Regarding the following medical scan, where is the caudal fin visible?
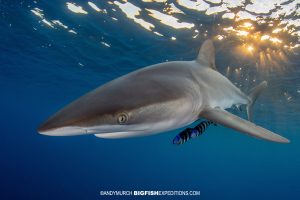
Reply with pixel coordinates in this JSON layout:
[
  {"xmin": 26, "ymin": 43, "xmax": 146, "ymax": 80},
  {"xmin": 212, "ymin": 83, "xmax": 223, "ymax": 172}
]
[{"xmin": 247, "ymin": 81, "xmax": 268, "ymax": 121}]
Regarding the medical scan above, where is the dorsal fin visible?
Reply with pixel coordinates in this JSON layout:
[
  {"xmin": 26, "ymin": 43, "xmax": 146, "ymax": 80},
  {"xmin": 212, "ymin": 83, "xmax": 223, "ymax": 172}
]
[{"xmin": 196, "ymin": 40, "xmax": 217, "ymax": 70}]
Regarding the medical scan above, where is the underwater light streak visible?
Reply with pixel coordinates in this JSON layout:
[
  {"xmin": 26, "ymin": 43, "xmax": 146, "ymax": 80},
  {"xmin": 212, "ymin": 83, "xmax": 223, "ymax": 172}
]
[
  {"xmin": 205, "ymin": 4, "xmax": 228, "ymax": 15},
  {"xmin": 154, "ymin": 31, "xmax": 164, "ymax": 36},
  {"xmin": 146, "ymin": 9, "xmax": 194, "ymax": 29},
  {"xmin": 101, "ymin": 41, "xmax": 111, "ymax": 47},
  {"xmin": 41, "ymin": 19, "xmax": 54, "ymax": 28},
  {"xmin": 68, "ymin": 30, "xmax": 77, "ymax": 34},
  {"xmin": 177, "ymin": 0, "xmax": 210, "ymax": 12},
  {"xmin": 242, "ymin": 22, "xmax": 253, "ymax": 28},
  {"xmin": 52, "ymin": 20, "xmax": 68, "ymax": 29},
  {"xmin": 66, "ymin": 2, "xmax": 88, "ymax": 14},
  {"xmin": 142, "ymin": 0, "xmax": 167, "ymax": 2},
  {"xmin": 31, "ymin": 8, "xmax": 44, "ymax": 18},
  {"xmin": 217, "ymin": 35, "xmax": 224, "ymax": 40},
  {"xmin": 164, "ymin": 3, "xmax": 184, "ymax": 14},
  {"xmin": 269, "ymin": 37, "xmax": 282, "ymax": 44},
  {"xmin": 261, "ymin": 35, "xmax": 270, "ymax": 41},
  {"xmin": 236, "ymin": 30, "xmax": 249, "ymax": 36},
  {"xmin": 222, "ymin": 12, "xmax": 235, "ymax": 19},
  {"xmin": 272, "ymin": 28, "xmax": 282, "ymax": 34},
  {"xmin": 114, "ymin": 1, "xmax": 154, "ymax": 31},
  {"xmin": 88, "ymin": 2, "xmax": 102, "ymax": 12}
]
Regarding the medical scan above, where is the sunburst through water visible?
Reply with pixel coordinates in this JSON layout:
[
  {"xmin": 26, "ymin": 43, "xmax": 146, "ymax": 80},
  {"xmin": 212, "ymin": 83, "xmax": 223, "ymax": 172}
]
[{"xmin": 216, "ymin": 17, "xmax": 299, "ymax": 72}]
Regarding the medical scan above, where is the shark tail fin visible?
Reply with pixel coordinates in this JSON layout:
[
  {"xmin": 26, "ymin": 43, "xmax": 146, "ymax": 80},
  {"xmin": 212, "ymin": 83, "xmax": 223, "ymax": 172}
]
[{"xmin": 246, "ymin": 81, "xmax": 268, "ymax": 121}]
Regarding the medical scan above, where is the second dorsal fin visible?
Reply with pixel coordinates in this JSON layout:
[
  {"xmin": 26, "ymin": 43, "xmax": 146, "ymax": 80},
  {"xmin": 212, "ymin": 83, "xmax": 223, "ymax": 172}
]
[{"xmin": 196, "ymin": 40, "xmax": 217, "ymax": 70}]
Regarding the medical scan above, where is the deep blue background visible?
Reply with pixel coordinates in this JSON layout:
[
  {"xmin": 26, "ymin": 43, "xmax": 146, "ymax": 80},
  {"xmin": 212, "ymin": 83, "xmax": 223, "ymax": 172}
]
[{"xmin": 1, "ymin": 0, "xmax": 300, "ymax": 199}]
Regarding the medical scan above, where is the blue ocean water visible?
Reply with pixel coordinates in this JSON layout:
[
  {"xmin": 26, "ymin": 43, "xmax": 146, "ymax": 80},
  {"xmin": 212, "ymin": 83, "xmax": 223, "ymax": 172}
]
[{"xmin": 1, "ymin": 0, "xmax": 300, "ymax": 199}]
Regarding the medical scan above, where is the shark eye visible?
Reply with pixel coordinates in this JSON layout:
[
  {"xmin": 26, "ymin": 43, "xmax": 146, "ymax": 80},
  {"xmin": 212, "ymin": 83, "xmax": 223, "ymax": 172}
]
[{"xmin": 117, "ymin": 113, "xmax": 128, "ymax": 125}]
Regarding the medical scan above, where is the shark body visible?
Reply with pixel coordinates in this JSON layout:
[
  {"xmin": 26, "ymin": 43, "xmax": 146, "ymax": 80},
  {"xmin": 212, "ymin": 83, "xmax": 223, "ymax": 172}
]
[{"xmin": 38, "ymin": 40, "xmax": 290, "ymax": 143}]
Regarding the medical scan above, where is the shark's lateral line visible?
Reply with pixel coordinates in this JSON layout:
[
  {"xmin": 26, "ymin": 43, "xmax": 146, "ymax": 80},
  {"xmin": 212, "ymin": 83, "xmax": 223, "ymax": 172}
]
[{"xmin": 38, "ymin": 40, "xmax": 290, "ymax": 143}]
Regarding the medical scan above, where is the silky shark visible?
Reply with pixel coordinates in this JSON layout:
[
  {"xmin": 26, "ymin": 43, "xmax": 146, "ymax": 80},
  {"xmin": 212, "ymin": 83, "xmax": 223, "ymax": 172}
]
[{"xmin": 38, "ymin": 40, "xmax": 290, "ymax": 143}]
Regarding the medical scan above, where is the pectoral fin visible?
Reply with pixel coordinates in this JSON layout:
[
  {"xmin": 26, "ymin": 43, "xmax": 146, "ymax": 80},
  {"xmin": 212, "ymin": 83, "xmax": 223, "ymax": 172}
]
[{"xmin": 201, "ymin": 107, "xmax": 290, "ymax": 143}]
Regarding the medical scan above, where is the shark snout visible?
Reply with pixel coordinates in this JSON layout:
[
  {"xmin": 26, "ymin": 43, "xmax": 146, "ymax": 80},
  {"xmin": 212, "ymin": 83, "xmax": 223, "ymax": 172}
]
[
  {"xmin": 38, "ymin": 124, "xmax": 87, "ymax": 136},
  {"xmin": 37, "ymin": 113, "xmax": 88, "ymax": 136}
]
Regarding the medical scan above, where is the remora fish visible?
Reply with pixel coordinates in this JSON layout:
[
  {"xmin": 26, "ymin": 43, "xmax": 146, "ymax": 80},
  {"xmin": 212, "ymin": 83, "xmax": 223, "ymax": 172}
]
[{"xmin": 38, "ymin": 40, "xmax": 290, "ymax": 143}]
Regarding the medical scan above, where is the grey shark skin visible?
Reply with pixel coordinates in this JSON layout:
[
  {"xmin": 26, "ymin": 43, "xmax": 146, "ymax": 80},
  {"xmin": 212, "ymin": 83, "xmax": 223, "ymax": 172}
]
[{"xmin": 38, "ymin": 40, "xmax": 290, "ymax": 143}]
